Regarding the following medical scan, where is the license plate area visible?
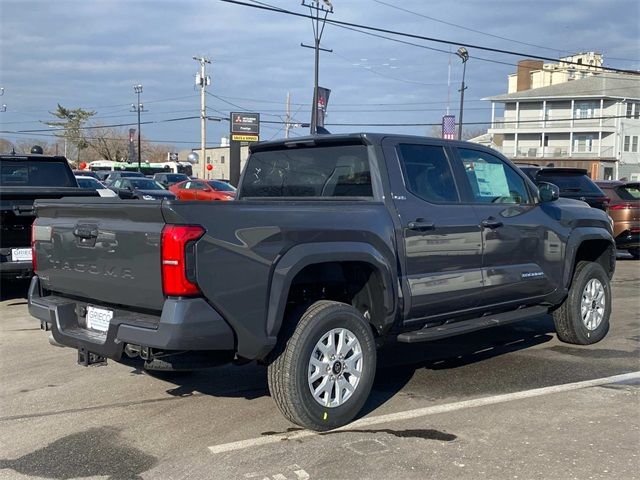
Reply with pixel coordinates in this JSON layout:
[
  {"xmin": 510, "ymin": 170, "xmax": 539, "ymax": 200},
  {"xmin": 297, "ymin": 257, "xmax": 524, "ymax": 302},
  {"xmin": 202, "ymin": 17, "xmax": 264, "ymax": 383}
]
[
  {"xmin": 86, "ymin": 306, "xmax": 113, "ymax": 333},
  {"xmin": 11, "ymin": 248, "xmax": 32, "ymax": 262}
]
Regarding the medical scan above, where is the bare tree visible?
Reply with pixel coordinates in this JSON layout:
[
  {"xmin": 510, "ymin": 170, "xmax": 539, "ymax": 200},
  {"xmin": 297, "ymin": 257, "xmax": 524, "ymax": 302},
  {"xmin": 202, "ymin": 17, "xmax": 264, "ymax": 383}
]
[{"xmin": 86, "ymin": 127, "xmax": 130, "ymax": 162}]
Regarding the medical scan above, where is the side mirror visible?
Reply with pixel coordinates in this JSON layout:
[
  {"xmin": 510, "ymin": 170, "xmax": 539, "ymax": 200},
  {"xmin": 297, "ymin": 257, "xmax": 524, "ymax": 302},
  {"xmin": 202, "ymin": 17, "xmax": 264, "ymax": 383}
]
[{"xmin": 538, "ymin": 182, "xmax": 559, "ymax": 203}]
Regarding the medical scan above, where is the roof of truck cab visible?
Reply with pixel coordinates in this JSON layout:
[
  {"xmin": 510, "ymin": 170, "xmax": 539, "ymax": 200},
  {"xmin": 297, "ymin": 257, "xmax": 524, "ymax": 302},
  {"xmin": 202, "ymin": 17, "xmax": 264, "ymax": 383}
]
[
  {"xmin": 0, "ymin": 153, "xmax": 70, "ymax": 162},
  {"xmin": 249, "ymin": 133, "xmax": 496, "ymax": 152}
]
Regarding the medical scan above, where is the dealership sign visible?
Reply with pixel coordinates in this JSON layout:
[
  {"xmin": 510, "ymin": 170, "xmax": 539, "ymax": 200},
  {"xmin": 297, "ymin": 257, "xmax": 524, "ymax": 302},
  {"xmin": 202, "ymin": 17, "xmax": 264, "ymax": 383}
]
[{"xmin": 230, "ymin": 112, "xmax": 260, "ymax": 142}]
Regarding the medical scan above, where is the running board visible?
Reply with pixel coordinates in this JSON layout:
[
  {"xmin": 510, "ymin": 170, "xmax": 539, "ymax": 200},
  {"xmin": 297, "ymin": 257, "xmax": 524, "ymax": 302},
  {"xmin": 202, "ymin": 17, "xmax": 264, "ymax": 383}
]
[{"xmin": 396, "ymin": 306, "xmax": 549, "ymax": 343}]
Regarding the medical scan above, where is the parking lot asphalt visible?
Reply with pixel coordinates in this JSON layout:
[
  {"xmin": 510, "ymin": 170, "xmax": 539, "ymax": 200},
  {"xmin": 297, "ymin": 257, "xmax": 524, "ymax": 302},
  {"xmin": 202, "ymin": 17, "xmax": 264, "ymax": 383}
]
[{"xmin": 1, "ymin": 257, "xmax": 639, "ymax": 480}]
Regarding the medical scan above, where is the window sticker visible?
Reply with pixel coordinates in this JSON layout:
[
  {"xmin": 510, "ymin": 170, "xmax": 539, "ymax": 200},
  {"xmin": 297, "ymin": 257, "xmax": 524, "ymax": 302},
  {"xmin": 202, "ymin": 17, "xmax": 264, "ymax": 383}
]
[{"xmin": 471, "ymin": 162, "xmax": 510, "ymax": 198}]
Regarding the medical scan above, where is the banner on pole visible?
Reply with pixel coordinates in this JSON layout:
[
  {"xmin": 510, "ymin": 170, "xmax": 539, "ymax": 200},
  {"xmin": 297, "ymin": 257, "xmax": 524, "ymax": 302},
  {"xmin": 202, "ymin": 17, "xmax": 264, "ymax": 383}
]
[{"xmin": 442, "ymin": 115, "xmax": 456, "ymax": 140}]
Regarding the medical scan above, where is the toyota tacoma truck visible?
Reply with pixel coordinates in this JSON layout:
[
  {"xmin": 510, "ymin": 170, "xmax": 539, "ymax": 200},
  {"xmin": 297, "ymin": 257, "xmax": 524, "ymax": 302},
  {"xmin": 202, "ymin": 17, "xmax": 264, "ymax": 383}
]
[
  {"xmin": 1, "ymin": 152, "xmax": 97, "ymax": 281},
  {"xmin": 28, "ymin": 133, "xmax": 615, "ymax": 431}
]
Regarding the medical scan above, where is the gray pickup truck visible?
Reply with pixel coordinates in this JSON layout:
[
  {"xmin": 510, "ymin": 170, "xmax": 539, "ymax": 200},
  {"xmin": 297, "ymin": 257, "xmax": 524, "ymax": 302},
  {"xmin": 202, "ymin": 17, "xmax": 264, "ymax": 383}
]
[{"xmin": 29, "ymin": 133, "xmax": 615, "ymax": 430}]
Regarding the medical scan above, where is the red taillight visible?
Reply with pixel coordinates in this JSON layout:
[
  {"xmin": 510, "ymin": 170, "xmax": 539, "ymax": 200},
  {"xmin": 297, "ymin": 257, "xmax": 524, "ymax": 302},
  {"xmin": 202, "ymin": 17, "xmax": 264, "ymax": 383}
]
[
  {"xmin": 609, "ymin": 203, "xmax": 635, "ymax": 210},
  {"xmin": 31, "ymin": 222, "xmax": 37, "ymax": 272},
  {"xmin": 161, "ymin": 225, "xmax": 204, "ymax": 296}
]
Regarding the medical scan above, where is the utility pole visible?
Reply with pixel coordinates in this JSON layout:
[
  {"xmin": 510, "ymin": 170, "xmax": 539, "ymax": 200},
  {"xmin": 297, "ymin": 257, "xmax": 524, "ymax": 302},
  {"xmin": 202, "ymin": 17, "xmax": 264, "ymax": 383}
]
[
  {"xmin": 456, "ymin": 47, "xmax": 469, "ymax": 141},
  {"xmin": 193, "ymin": 56, "xmax": 211, "ymax": 179},
  {"xmin": 285, "ymin": 92, "xmax": 291, "ymax": 139},
  {"xmin": 132, "ymin": 84, "xmax": 144, "ymax": 171},
  {"xmin": 301, "ymin": 0, "xmax": 333, "ymax": 135}
]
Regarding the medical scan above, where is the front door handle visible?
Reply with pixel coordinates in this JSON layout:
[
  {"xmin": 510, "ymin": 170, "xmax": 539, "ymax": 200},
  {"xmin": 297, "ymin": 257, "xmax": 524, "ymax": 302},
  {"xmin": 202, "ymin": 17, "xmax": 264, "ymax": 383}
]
[
  {"xmin": 480, "ymin": 217, "xmax": 503, "ymax": 229},
  {"xmin": 407, "ymin": 220, "xmax": 435, "ymax": 231}
]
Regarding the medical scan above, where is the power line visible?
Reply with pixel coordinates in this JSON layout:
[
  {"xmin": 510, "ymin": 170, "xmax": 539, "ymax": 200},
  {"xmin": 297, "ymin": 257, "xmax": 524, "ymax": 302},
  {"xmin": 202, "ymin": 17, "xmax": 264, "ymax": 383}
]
[
  {"xmin": 371, "ymin": 0, "xmax": 639, "ymax": 63},
  {"xmin": 324, "ymin": 114, "xmax": 633, "ymax": 127},
  {"xmin": 219, "ymin": 0, "xmax": 640, "ymax": 75}
]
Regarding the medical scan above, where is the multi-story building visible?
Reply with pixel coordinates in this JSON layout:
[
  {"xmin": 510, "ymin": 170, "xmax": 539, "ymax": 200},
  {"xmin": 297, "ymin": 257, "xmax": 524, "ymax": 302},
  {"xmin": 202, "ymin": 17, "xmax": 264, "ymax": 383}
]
[{"xmin": 485, "ymin": 58, "xmax": 640, "ymax": 180}]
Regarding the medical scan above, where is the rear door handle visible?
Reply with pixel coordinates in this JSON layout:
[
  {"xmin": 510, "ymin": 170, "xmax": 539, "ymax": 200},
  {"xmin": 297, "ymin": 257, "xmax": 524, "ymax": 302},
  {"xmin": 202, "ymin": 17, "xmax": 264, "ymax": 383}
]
[
  {"xmin": 407, "ymin": 220, "xmax": 435, "ymax": 231},
  {"xmin": 480, "ymin": 217, "xmax": 503, "ymax": 229}
]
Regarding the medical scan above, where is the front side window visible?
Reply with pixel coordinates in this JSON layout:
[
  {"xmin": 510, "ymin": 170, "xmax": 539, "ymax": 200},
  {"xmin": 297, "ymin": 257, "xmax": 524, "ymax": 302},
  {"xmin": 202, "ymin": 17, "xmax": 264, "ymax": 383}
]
[
  {"xmin": 458, "ymin": 148, "xmax": 531, "ymax": 204},
  {"xmin": 396, "ymin": 144, "xmax": 459, "ymax": 203},
  {"xmin": 241, "ymin": 144, "xmax": 372, "ymax": 198}
]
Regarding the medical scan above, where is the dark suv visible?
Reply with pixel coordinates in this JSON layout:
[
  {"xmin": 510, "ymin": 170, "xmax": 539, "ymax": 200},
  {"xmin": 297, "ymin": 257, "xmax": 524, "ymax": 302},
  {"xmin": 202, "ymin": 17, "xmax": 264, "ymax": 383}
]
[{"xmin": 518, "ymin": 166, "xmax": 609, "ymax": 211}]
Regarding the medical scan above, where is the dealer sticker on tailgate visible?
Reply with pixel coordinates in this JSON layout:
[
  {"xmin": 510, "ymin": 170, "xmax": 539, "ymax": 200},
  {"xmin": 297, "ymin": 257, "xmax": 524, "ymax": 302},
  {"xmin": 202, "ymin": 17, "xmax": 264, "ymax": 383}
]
[{"xmin": 86, "ymin": 306, "xmax": 113, "ymax": 333}]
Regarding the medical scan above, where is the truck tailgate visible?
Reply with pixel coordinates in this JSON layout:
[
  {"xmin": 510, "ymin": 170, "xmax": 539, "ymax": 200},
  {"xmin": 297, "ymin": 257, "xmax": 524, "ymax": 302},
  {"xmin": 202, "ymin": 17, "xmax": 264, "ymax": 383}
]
[{"xmin": 34, "ymin": 198, "xmax": 165, "ymax": 311}]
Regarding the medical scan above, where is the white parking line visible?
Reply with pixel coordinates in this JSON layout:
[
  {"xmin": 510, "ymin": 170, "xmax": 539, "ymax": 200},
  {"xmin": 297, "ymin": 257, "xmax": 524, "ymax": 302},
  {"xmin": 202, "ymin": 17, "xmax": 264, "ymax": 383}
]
[{"xmin": 208, "ymin": 371, "xmax": 640, "ymax": 455}]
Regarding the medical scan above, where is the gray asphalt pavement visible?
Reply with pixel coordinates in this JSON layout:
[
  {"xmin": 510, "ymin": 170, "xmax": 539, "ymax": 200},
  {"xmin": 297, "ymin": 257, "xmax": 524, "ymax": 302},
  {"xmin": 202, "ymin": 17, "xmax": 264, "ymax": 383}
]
[{"xmin": 1, "ymin": 258, "xmax": 639, "ymax": 480}]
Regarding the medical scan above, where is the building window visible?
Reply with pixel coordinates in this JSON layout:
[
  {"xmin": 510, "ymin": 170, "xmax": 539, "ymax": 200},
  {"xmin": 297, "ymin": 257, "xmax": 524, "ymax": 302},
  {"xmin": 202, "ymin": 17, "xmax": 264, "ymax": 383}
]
[
  {"xmin": 635, "ymin": 103, "xmax": 640, "ymax": 120},
  {"xmin": 574, "ymin": 135, "xmax": 593, "ymax": 152},
  {"xmin": 633, "ymin": 136, "xmax": 639, "ymax": 153},
  {"xmin": 206, "ymin": 156, "xmax": 211, "ymax": 163},
  {"xmin": 575, "ymin": 101, "xmax": 597, "ymax": 119},
  {"xmin": 624, "ymin": 136, "xmax": 631, "ymax": 152},
  {"xmin": 627, "ymin": 103, "xmax": 634, "ymax": 118},
  {"xmin": 220, "ymin": 155, "xmax": 225, "ymax": 164}
]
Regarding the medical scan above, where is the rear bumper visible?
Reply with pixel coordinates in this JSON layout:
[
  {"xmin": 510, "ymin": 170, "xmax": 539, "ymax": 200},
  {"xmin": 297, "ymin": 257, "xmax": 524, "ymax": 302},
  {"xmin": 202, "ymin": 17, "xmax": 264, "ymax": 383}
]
[
  {"xmin": 0, "ymin": 259, "xmax": 32, "ymax": 279},
  {"xmin": 614, "ymin": 230, "xmax": 640, "ymax": 249},
  {"xmin": 28, "ymin": 276, "xmax": 235, "ymax": 361}
]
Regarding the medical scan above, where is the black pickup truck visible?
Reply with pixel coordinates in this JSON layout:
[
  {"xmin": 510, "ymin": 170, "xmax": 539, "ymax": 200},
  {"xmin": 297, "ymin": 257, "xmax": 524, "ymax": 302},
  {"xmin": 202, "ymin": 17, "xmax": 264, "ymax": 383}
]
[
  {"xmin": 1, "ymin": 153, "xmax": 97, "ymax": 281},
  {"xmin": 28, "ymin": 133, "xmax": 615, "ymax": 430}
]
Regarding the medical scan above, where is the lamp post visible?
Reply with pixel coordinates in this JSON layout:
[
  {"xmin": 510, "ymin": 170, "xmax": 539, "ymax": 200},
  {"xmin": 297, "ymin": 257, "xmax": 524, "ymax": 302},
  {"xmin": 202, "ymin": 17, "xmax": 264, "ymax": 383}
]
[
  {"xmin": 132, "ymin": 84, "xmax": 143, "ymax": 171},
  {"xmin": 456, "ymin": 47, "xmax": 469, "ymax": 140}
]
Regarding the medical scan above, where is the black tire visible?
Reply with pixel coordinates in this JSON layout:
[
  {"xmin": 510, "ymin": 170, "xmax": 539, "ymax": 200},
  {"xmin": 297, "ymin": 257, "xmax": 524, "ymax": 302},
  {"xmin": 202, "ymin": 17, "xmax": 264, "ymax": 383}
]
[
  {"xmin": 267, "ymin": 300, "xmax": 377, "ymax": 431},
  {"xmin": 553, "ymin": 261, "xmax": 611, "ymax": 345},
  {"xmin": 628, "ymin": 248, "xmax": 640, "ymax": 260}
]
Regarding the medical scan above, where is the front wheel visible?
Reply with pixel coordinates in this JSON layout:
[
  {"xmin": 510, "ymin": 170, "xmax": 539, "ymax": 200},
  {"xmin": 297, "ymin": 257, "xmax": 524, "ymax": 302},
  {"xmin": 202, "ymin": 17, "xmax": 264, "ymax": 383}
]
[
  {"xmin": 553, "ymin": 261, "xmax": 611, "ymax": 345},
  {"xmin": 267, "ymin": 301, "xmax": 377, "ymax": 431}
]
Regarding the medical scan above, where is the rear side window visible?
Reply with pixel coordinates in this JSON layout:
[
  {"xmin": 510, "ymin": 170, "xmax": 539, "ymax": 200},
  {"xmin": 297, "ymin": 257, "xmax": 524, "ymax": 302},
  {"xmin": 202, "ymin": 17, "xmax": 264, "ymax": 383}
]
[
  {"xmin": 536, "ymin": 172, "xmax": 602, "ymax": 194},
  {"xmin": 241, "ymin": 144, "xmax": 372, "ymax": 198},
  {"xmin": 458, "ymin": 148, "xmax": 532, "ymax": 204},
  {"xmin": 1, "ymin": 160, "xmax": 76, "ymax": 187},
  {"xmin": 397, "ymin": 144, "xmax": 459, "ymax": 203}
]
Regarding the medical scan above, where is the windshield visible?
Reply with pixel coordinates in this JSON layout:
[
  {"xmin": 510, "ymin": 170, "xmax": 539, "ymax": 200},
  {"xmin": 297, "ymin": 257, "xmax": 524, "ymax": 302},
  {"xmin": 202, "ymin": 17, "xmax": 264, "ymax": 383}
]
[
  {"xmin": 129, "ymin": 179, "xmax": 165, "ymax": 190},
  {"xmin": 1, "ymin": 160, "xmax": 76, "ymax": 187},
  {"xmin": 240, "ymin": 144, "xmax": 372, "ymax": 198},
  {"xmin": 536, "ymin": 173, "xmax": 603, "ymax": 194},
  {"xmin": 76, "ymin": 177, "xmax": 102, "ymax": 189},
  {"xmin": 208, "ymin": 180, "xmax": 236, "ymax": 192}
]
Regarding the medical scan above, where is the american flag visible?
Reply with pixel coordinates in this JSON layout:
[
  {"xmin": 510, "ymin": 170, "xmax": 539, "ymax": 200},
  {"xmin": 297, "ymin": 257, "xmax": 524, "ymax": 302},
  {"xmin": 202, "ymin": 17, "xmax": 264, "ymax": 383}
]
[{"xmin": 442, "ymin": 115, "xmax": 456, "ymax": 140}]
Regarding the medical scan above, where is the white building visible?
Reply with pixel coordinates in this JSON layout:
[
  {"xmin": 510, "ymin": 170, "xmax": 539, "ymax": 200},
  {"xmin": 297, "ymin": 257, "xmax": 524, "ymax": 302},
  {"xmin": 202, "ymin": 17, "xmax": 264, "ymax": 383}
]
[
  {"xmin": 486, "ymin": 72, "xmax": 640, "ymax": 180},
  {"xmin": 178, "ymin": 145, "xmax": 250, "ymax": 180}
]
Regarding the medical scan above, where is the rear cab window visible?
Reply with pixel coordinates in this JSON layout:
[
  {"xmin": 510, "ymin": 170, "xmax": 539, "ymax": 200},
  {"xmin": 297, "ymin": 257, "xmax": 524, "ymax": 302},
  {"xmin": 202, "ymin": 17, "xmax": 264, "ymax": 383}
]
[
  {"xmin": 240, "ymin": 144, "xmax": 373, "ymax": 199},
  {"xmin": 1, "ymin": 160, "xmax": 76, "ymax": 187}
]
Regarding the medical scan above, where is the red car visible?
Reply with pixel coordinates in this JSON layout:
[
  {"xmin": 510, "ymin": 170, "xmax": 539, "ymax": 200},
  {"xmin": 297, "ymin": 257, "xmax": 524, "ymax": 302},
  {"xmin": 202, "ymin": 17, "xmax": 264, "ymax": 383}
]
[{"xmin": 170, "ymin": 179, "xmax": 237, "ymax": 201}]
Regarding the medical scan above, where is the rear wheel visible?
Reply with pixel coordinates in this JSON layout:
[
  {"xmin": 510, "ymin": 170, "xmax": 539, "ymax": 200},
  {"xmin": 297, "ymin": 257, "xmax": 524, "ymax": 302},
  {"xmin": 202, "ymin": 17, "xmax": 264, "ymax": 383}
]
[
  {"xmin": 267, "ymin": 300, "xmax": 377, "ymax": 431},
  {"xmin": 553, "ymin": 261, "xmax": 611, "ymax": 345},
  {"xmin": 628, "ymin": 248, "xmax": 639, "ymax": 260}
]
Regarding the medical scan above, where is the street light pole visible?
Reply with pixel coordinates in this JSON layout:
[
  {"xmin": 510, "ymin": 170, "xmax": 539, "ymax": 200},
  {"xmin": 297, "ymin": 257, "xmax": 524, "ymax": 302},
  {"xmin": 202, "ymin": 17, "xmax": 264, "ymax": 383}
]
[
  {"xmin": 456, "ymin": 47, "xmax": 469, "ymax": 141},
  {"xmin": 132, "ymin": 84, "xmax": 144, "ymax": 171}
]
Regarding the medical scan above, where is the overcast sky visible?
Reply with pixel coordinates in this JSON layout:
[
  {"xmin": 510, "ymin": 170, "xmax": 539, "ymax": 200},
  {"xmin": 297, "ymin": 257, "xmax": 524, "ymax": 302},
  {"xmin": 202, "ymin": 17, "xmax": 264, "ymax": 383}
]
[{"xmin": 1, "ymin": 0, "xmax": 639, "ymax": 151}]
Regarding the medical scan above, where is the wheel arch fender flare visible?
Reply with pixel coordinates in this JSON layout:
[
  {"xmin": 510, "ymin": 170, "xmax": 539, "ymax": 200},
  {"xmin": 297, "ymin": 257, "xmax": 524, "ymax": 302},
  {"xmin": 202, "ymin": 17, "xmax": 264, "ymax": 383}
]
[
  {"xmin": 563, "ymin": 228, "xmax": 616, "ymax": 289},
  {"xmin": 266, "ymin": 242, "xmax": 397, "ymax": 340}
]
